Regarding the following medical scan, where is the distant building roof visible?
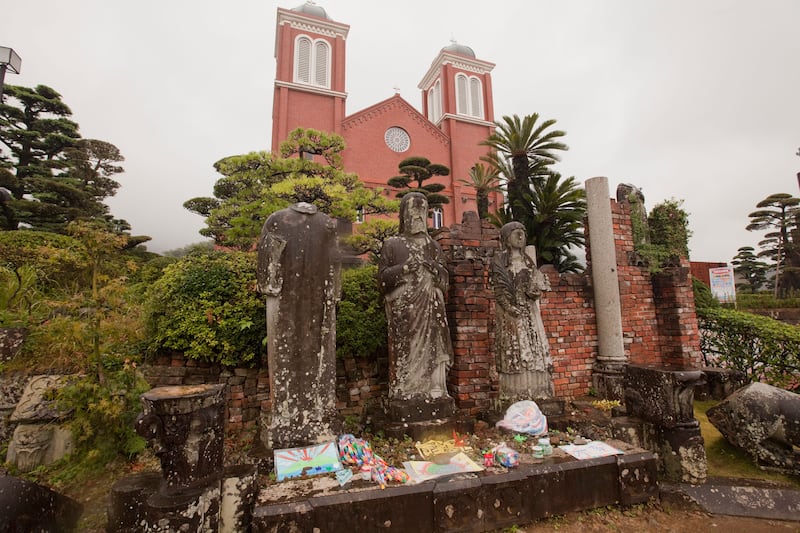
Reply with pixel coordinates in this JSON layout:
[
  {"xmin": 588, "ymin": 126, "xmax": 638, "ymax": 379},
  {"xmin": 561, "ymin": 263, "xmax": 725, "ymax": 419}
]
[{"xmin": 291, "ymin": 1, "xmax": 330, "ymax": 20}]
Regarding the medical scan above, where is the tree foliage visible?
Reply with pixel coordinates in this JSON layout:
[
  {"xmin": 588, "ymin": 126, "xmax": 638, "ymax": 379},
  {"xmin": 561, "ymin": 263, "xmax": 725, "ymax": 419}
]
[
  {"xmin": 698, "ymin": 307, "xmax": 800, "ymax": 390},
  {"xmin": 633, "ymin": 198, "xmax": 692, "ymax": 273},
  {"xmin": 143, "ymin": 250, "xmax": 265, "ymax": 366},
  {"xmin": 343, "ymin": 218, "xmax": 399, "ymax": 262},
  {"xmin": 336, "ymin": 264, "xmax": 387, "ymax": 358},
  {"xmin": 0, "ymin": 84, "xmax": 133, "ymax": 234},
  {"xmin": 481, "ymin": 113, "xmax": 568, "ymax": 222},
  {"xmin": 480, "ymin": 114, "xmax": 581, "ymax": 272},
  {"xmin": 184, "ymin": 128, "xmax": 397, "ymax": 249},
  {"xmin": 458, "ymin": 163, "xmax": 501, "ymax": 220},
  {"xmin": 746, "ymin": 192, "xmax": 800, "ymax": 297},
  {"xmin": 387, "ymin": 156, "xmax": 451, "ymax": 208},
  {"xmin": 731, "ymin": 246, "xmax": 771, "ymax": 293}
]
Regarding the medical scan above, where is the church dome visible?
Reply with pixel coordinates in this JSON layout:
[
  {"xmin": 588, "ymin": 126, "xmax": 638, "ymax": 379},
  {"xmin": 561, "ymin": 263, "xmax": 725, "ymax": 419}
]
[
  {"xmin": 291, "ymin": 1, "xmax": 330, "ymax": 20},
  {"xmin": 442, "ymin": 40, "xmax": 475, "ymax": 58}
]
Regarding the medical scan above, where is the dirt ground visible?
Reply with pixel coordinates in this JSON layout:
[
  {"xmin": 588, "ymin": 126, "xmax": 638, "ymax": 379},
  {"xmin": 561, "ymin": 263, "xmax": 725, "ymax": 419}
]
[{"xmin": 511, "ymin": 506, "xmax": 800, "ymax": 532}]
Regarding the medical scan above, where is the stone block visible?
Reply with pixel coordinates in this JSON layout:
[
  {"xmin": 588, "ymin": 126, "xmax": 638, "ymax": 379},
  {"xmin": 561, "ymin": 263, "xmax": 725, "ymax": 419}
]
[
  {"xmin": 9, "ymin": 375, "xmax": 71, "ymax": 423},
  {"xmin": 252, "ymin": 501, "xmax": 313, "ymax": 533},
  {"xmin": 479, "ymin": 469, "xmax": 529, "ymax": 530},
  {"xmin": 525, "ymin": 463, "xmax": 568, "ymax": 519},
  {"xmin": 657, "ymin": 425, "xmax": 707, "ymax": 484},
  {"xmin": 617, "ymin": 452, "xmax": 658, "ymax": 505},
  {"xmin": 610, "ymin": 416, "xmax": 656, "ymax": 450},
  {"xmin": 107, "ymin": 471, "xmax": 162, "ymax": 533},
  {"xmin": 311, "ymin": 483, "xmax": 434, "ymax": 532},
  {"xmin": 624, "ymin": 364, "xmax": 703, "ymax": 428},
  {"xmin": 433, "ymin": 475, "xmax": 483, "ymax": 533}
]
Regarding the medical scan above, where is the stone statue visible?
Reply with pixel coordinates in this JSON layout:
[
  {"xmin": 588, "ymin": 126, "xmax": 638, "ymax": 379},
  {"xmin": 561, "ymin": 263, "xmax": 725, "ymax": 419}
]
[
  {"xmin": 491, "ymin": 222, "xmax": 554, "ymax": 401},
  {"xmin": 256, "ymin": 202, "xmax": 341, "ymax": 449},
  {"xmin": 378, "ymin": 193, "xmax": 455, "ymax": 422}
]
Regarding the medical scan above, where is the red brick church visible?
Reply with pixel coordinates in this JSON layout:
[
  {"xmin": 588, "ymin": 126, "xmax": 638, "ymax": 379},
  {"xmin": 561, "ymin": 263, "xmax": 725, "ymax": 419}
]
[{"xmin": 271, "ymin": 2, "xmax": 501, "ymax": 228}]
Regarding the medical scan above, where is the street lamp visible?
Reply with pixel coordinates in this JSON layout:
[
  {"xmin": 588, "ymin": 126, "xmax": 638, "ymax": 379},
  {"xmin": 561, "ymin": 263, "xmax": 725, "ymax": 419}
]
[{"xmin": 0, "ymin": 46, "xmax": 22, "ymax": 100}]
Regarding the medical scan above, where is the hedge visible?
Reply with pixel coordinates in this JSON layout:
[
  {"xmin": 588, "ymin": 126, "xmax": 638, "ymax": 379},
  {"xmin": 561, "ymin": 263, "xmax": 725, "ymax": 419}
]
[{"xmin": 697, "ymin": 307, "xmax": 800, "ymax": 390}]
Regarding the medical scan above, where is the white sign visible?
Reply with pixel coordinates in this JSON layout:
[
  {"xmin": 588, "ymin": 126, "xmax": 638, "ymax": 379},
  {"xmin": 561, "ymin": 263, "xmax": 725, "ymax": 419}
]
[{"xmin": 709, "ymin": 266, "xmax": 736, "ymax": 304}]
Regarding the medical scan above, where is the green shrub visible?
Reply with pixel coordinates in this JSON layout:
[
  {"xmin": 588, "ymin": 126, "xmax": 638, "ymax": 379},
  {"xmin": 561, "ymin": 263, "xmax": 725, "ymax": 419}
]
[
  {"xmin": 143, "ymin": 250, "xmax": 265, "ymax": 366},
  {"xmin": 55, "ymin": 358, "xmax": 151, "ymax": 474},
  {"xmin": 737, "ymin": 292, "xmax": 800, "ymax": 309},
  {"xmin": 0, "ymin": 231, "xmax": 88, "ymax": 326},
  {"xmin": 692, "ymin": 277, "xmax": 719, "ymax": 309},
  {"xmin": 336, "ymin": 264, "xmax": 386, "ymax": 358},
  {"xmin": 697, "ymin": 307, "xmax": 800, "ymax": 389}
]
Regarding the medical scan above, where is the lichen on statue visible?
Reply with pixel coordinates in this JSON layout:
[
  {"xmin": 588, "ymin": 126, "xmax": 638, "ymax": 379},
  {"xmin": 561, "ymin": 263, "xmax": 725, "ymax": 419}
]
[
  {"xmin": 491, "ymin": 221, "xmax": 554, "ymax": 402},
  {"xmin": 378, "ymin": 193, "xmax": 455, "ymax": 422}
]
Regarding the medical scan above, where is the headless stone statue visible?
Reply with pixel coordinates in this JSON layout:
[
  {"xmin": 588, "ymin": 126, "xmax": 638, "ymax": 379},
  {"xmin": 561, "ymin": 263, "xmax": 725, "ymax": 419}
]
[
  {"xmin": 378, "ymin": 193, "xmax": 455, "ymax": 423},
  {"xmin": 256, "ymin": 202, "xmax": 341, "ymax": 449},
  {"xmin": 491, "ymin": 222, "xmax": 554, "ymax": 402}
]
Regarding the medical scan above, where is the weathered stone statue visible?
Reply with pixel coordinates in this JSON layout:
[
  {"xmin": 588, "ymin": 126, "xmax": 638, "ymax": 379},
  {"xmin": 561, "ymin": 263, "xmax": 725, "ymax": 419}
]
[
  {"xmin": 256, "ymin": 202, "xmax": 341, "ymax": 449},
  {"xmin": 378, "ymin": 193, "xmax": 455, "ymax": 423},
  {"xmin": 5, "ymin": 375, "xmax": 74, "ymax": 472},
  {"xmin": 491, "ymin": 222, "xmax": 554, "ymax": 401}
]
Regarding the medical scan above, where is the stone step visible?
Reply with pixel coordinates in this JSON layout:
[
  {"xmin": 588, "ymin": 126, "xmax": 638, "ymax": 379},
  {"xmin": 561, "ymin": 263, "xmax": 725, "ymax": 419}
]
[{"xmin": 252, "ymin": 450, "xmax": 657, "ymax": 532}]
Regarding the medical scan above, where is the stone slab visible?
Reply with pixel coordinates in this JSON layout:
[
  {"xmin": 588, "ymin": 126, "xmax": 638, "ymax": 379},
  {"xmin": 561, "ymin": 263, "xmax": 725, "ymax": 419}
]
[
  {"xmin": 252, "ymin": 448, "xmax": 658, "ymax": 532},
  {"xmin": 661, "ymin": 482, "xmax": 800, "ymax": 521}
]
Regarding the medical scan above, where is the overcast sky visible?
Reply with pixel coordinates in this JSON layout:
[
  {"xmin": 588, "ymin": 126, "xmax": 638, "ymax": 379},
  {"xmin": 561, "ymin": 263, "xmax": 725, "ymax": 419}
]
[{"xmin": 3, "ymin": 1, "xmax": 799, "ymax": 261}]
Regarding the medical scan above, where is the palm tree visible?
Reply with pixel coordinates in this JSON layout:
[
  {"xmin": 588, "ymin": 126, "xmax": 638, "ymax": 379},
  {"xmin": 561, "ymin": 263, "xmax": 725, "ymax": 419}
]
[
  {"xmin": 480, "ymin": 114, "xmax": 568, "ymax": 221},
  {"xmin": 521, "ymin": 172, "xmax": 586, "ymax": 272},
  {"xmin": 458, "ymin": 163, "xmax": 501, "ymax": 219}
]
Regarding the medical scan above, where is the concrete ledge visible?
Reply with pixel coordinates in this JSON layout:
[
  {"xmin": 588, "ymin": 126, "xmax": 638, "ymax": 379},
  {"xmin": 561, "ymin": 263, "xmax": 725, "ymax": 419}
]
[{"xmin": 252, "ymin": 451, "xmax": 659, "ymax": 532}]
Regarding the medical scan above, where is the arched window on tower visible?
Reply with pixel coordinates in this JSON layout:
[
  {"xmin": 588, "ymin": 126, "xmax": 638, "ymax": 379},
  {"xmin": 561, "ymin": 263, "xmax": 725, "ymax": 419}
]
[
  {"xmin": 431, "ymin": 206, "xmax": 444, "ymax": 229},
  {"xmin": 294, "ymin": 35, "xmax": 330, "ymax": 88},
  {"xmin": 428, "ymin": 79, "xmax": 442, "ymax": 122},
  {"xmin": 455, "ymin": 73, "xmax": 484, "ymax": 119}
]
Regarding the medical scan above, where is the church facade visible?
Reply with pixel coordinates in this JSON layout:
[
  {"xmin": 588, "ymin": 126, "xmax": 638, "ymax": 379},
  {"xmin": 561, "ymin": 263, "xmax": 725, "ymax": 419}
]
[{"xmin": 272, "ymin": 2, "xmax": 501, "ymax": 227}]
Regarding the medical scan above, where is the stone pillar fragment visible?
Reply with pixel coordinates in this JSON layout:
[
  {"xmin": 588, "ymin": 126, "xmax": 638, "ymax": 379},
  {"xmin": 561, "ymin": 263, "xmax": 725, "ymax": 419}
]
[
  {"xmin": 585, "ymin": 177, "xmax": 627, "ymax": 399},
  {"xmin": 136, "ymin": 384, "xmax": 226, "ymax": 494}
]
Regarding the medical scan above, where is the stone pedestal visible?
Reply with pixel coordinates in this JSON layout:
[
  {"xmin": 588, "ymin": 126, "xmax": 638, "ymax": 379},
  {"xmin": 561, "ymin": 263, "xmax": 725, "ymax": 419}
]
[
  {"xmin": 108, "ymin": 384, "xmax": 257, "ymax": 532},
  {"xmin": 614, "ymin": 364, "xmax": 707, "ymax": 484},
  {"xmin": 624, "ymin": 364, "xmax": 704, "ymax": 429},
  {"xmin": 136, "ymin": 384, "xmax": 226, "ymax": 494},
  {"xmin": 591, "ymin": 362, "xmax": 626, "ymax": 402}
]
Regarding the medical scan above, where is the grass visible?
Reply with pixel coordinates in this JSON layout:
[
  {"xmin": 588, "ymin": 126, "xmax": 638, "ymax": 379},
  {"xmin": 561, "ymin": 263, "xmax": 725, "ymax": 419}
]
[{"xmin": 695, "ymin": 400, "xmax": 800, "ymax": 488}]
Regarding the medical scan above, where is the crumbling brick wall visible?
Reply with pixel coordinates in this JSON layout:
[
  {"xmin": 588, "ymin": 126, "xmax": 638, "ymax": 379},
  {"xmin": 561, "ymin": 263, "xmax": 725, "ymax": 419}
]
[
  {"xmin": 144, "ymin": 196, "xmax": 702, "ymax": 424},
  {"xmin": 437, "ymin": 199, "xmax": 702, "ymax": 414}
]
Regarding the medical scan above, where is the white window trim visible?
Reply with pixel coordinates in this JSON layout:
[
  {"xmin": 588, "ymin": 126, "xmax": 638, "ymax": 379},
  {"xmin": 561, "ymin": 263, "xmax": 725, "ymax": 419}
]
[
  {"xmin": 455, "ymin": 73, "xmax": 484, "ymax": 119},
  {"xmin": 432, "ymin": 206, "xmax": 444, "ymax": 229},
  {"xmin": 428, "ymin": 79, "xmax": 442, "ymax": 122},
  {"xmin": 293, "ymin": 35, "xmax": 331, "ymax": 89}
]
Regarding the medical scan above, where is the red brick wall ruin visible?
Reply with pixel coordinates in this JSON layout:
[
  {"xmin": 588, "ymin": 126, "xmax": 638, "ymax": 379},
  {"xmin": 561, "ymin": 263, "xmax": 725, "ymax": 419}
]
[{"xmin": 143, "ymin": 197, "xmax": 702, "ymax": 426}]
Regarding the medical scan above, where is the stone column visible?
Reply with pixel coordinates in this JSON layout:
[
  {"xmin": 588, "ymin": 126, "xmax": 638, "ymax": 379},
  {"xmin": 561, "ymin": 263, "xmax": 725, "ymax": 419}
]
[{"xmin": 585, "ymin": 177, "xmax": 627, "ymax": 399}]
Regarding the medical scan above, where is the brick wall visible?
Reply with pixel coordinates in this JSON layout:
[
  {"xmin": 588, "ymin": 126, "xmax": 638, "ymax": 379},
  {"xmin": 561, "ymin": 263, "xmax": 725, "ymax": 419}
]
[
  {"xmin": 143, "ymin": 352, "xmax": 386, "ymax": 432},
  {"xmin": 144, "ymin": 196, "xmax": 702, "ymax": 424},
  {"xmin": 436, "ymin": 199, "xmax": 702, "ymax": 414}
]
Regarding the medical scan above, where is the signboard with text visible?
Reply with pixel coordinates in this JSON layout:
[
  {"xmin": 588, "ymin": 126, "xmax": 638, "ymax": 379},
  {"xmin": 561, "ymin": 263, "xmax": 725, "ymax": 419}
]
[{"xmin": 709, "ymin": 266, "xmax": 736, "ymax": 304}]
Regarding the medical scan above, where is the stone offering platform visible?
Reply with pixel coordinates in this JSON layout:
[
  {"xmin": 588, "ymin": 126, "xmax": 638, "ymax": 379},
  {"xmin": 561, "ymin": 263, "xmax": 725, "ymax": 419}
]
[{"xmin": 252, "ymin": 445, "xmax": 657, "ymax": 532}]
